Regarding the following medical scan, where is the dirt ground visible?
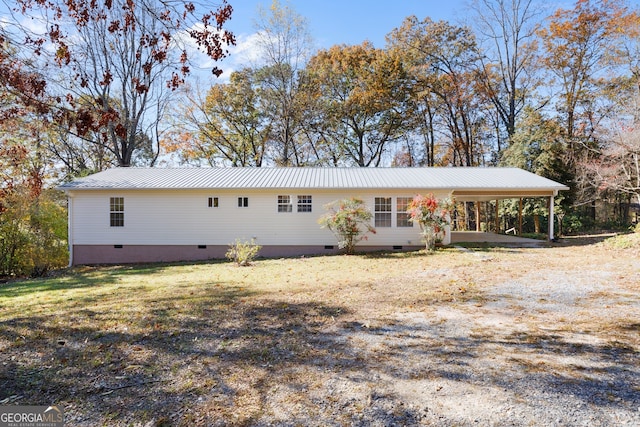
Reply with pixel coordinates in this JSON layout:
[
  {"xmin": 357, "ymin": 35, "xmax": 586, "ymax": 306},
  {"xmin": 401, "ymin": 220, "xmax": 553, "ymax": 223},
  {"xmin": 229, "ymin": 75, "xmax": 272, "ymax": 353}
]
[{"xmin": 1, "ymin": 234, "xmax": 639, "ymax": 426}]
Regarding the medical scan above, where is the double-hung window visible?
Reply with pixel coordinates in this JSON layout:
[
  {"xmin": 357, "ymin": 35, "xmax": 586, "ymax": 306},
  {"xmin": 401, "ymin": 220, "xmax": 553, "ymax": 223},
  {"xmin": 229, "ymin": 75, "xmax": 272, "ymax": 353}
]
[
  {"xmin": 110, "ymin": 197, "xmax": 124, "ymax": 227},
  {"xmin": 278, "ymin": 195, "xmax": 292, "ymax": 212},
  {"xmin": 238, "ymin": 197, "xmax": 249, "ymax": 208},
  {"xmin": 374, "ymin": 197, "xmax": 392, "ymax": 227},
  {"xmin": 297, "ymin": 195, "xmax": 312, "ymax": 212},
  {"xmin": 396, "ymin": 197, "xmax": 413, "ymax": 227}
]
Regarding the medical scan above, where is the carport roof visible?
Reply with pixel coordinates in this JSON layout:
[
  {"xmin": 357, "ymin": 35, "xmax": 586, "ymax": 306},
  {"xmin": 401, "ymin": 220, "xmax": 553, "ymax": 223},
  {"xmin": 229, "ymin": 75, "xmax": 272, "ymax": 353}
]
[{"xmin": 58, "ymin": 167, "xmax": 569, "ymax": 199}]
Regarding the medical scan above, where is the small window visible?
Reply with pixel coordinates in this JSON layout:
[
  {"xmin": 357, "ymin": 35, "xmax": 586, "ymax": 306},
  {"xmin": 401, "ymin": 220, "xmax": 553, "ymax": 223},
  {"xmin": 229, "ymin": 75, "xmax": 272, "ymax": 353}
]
[
  {"xmin": 397, "ymin": 197, "xmax": 413, "ymax": 227},
  {"xmin": 374, "ymin": 197, "xmax": 392, "ymax": 227},
  {"xmin": 110, "ymin": 197, "xmax": 124, "ymax": 227},
  {"xmin": 297, "ymin": 195, "xmax": 312, "ymax": 212},
  {"xmin": 208, "ymin": 197, "xmax": 219, "ymax": 208},
  {"xmin": 278, "ymin": 195, "xmax": 292, "ymax": 212},
  {"xmin": 237, "ymin": 197, "xmax": 249, "ymax": 208}
]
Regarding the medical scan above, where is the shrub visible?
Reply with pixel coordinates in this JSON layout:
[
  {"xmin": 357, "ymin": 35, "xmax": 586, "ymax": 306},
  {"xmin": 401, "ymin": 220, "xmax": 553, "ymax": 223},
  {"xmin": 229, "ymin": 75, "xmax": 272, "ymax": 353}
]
[
  {"xmin": 407, "ymin": 194, "xmax": 453, "ymax": 252},
  {"xmin": 318, "ymin": 198, "xmax": 376, "ymax": 255},
  {"xmin": 0, "ymin": 189, "xmax": 68, "ymax": 278},
  {"xmin": 226, "ymin": 239, "xmax": 261, "ymax": 266}
]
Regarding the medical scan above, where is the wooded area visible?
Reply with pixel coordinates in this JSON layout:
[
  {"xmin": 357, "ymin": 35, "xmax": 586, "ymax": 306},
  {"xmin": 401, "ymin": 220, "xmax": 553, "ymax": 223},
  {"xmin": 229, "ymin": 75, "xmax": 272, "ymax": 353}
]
[{"xmin": 1, "ymin": 0, "xmax": 639, "ymax": 276}]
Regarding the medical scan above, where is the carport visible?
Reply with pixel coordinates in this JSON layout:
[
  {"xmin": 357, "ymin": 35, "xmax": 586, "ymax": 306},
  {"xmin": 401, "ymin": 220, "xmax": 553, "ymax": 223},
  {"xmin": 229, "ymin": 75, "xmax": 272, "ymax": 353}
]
[{"xmin": 449, "ymin": 178, "xmax": 569, "ymax": 242}]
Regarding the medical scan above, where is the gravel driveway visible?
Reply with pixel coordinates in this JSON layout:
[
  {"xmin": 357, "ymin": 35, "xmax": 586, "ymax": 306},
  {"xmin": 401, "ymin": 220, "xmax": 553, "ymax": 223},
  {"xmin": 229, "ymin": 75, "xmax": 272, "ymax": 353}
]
[{"xmin": 269, "ymin": 243, "xmax": 640, "ymax": 426}]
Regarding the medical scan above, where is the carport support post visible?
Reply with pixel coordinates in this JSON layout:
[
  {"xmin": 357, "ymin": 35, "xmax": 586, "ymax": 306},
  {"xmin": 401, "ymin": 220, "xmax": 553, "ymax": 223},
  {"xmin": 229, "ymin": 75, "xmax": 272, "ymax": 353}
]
[
  {"xmin": 495, "ymin": 200, "xmax": 499, "ymax": 233},
  {"xmin": 548, "ymin": 196, "xmax": 555, "ymax": 241},
  {"xmin": 475, "ymin": 202, "xmax": 481, "ymax": 231},
  {"xmin": 518, "ymin": 198, "xmax": 523, "ymax": 235}
]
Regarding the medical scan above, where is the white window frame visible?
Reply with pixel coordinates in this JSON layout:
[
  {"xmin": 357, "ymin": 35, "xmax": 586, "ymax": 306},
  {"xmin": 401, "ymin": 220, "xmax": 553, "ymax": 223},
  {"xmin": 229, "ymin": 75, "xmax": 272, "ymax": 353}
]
[
  {"xmin": 297, "ymin": 195, "xmax": 312, "ymax": 213},
  {"xmin": 110, "ymin": 197, "xmax": 124, "ymax": 227},
  {"xmin": 374, "ymin": 197, "xmax": 392, "ymax": 227},
  {"xmin": 396, "ymin": 197, "xmax": 413, "ymax": 227},
  {"xmin": 278, "ymin": 195, "xmax": 292, "ymax": 212}
]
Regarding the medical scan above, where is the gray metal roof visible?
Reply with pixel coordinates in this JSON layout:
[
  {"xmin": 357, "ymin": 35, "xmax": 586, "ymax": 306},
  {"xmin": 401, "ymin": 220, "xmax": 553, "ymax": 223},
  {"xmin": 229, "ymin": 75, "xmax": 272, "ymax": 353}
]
[{"xmin": 58, "ymin": 167, "xmax": 569, "ymax": 193}]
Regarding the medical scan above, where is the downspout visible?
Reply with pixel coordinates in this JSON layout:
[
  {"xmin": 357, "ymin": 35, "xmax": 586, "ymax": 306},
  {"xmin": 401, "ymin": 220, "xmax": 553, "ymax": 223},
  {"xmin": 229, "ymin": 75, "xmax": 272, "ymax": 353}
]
[{"xmin": 67, "ymin": 192, "xmax": 73, "ymax": 267}]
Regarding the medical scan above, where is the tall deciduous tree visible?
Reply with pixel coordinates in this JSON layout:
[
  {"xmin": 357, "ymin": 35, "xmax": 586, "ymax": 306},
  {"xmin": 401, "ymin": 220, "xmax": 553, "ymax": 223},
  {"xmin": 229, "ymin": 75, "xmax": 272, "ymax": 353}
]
[
  {"xmin": 0, "ymin": 96, "xmax": 68, "ymax": 276},
  {"xmin": 304, "ymin": 42, "xmax": 410, "ymax": 167},
  {"xmin": 585, "ymin": 127, "xmax": 640, "ymax": 210},
  {"xmin": 471, "ymin": 0, "xmax": 541, "ymax": 149},
  {"xmin": 253, "ymin": 0, "xmax": 313, "ymax": 166},
  {"xmin": 538, "ymin": 0, "xmax": 635, "ymax": 144},
  {"xmin": 166, "ymin": 69, "xmax": 268, "ymax": 166},
  {"xmin": 387, "ymin": 17, "xmax": 487, "ymax": 167},
  {"xmin": 7, "ymin": 0, "xmax": 234, "ymax": 167}
]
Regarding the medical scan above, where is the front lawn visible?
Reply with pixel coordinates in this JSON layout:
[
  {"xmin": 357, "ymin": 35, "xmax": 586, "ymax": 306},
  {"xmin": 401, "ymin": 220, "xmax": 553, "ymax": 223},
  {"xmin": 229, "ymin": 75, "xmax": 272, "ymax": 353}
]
[{"xmin": 1, "ymin": 238, "xmax": 638, "ymax": 426}]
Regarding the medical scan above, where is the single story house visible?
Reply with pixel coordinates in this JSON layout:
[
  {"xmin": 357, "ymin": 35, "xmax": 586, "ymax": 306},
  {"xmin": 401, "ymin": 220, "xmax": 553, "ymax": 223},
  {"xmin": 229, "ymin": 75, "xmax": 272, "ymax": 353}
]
[{"xmin": 58, "ymin": 167, "xmax": 569, "ymax": 265}]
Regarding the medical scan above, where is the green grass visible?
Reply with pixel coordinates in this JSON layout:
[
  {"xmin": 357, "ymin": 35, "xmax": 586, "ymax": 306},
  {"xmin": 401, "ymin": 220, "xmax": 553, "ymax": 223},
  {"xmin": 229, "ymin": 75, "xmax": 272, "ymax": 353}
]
[{"xmin": 602, "ymin": 231, "xmax": 640, "ymax": 250}]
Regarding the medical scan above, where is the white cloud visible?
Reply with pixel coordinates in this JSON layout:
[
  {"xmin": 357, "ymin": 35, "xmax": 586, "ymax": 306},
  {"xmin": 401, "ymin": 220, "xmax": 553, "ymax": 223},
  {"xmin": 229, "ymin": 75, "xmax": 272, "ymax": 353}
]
[{"xmin": 173, "ymin": 21, "xmax": 267, "ymax": 83}]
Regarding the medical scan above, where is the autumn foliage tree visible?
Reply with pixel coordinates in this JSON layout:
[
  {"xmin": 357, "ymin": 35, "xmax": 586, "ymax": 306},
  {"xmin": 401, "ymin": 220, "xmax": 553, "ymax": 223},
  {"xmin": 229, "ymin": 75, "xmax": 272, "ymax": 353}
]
[
  {"xmin": 407, "ymin": 194, "xmax": 453, "ymax": 252},
  {"xmin": 386, "ymin": 17, "xmax": 487, "ymax": 167},
  {"xmin": 166, "ymin": 69, "xmax": 268, "ymax": 167},
  {"xmin": 304, "ymin": 42, "xmax": 410, "ymax": 167},
  {"xmin": 538, "ymin": 0, "xmax": 635, "ymax": 144},
  {"xmin": 0, "ymin": 108, "xmax": 68, "ymax": 277},
  {"xmin": 6, "ymin": 0, "xmax": 235, "ymax": 168}
]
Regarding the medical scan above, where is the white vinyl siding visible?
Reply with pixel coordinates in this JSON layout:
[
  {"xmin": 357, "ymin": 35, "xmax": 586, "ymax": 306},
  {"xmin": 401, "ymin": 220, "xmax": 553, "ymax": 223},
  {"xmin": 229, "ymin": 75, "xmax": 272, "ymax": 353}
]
[{"xmin": 68, "ymin": 189, "xmax": 451, "ymax": 247}]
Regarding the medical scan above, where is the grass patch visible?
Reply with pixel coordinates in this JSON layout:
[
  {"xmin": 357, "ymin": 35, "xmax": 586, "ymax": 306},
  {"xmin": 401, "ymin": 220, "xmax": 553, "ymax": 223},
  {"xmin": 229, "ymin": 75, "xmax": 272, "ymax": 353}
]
[
  {"xmin": 0, "ymin": 240, "xmax": 638, "ymax": 426},
  {"xmin": 602, "ymin": 231, "xmax": 640, "ymax": 250},
  {"xmin": 0, "ymin": 250, "xmax": 479, "ymax": 423}
]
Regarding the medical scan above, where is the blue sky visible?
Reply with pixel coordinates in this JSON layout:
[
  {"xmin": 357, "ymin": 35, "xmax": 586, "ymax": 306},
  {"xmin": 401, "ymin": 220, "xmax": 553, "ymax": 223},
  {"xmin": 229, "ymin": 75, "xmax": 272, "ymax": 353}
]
[
  {"xmin": 225, "ymin": 0, "xmax": 470, "ymax": 48},
  {"xmin": 208, "ymin": 0, "xmax": 471, "ymax": 80}
]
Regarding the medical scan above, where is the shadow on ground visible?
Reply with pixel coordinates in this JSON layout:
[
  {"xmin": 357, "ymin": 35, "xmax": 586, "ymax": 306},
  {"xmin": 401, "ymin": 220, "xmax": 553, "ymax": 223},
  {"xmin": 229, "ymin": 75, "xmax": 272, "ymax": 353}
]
[{"xmin": 1, "ymin": 285, "xmax": 639, "ymax": 426}]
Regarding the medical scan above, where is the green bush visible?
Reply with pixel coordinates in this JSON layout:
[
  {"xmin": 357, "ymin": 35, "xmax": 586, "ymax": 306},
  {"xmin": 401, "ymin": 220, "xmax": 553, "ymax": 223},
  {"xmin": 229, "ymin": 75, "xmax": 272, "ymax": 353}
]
[
  {"xmin": 226, "ymin": 239, "xmax": 262, "ymax": 266},
  {"xmin": 563, "ymin": 213, "xmax": 595, "ymax": 234},
  {"xmin": 318, "ymin": 198, "xmax": 376, "ymax": 255},
  {"xmin": 0, "ymin": 189, "xmax": 68, "ymax": 278}
]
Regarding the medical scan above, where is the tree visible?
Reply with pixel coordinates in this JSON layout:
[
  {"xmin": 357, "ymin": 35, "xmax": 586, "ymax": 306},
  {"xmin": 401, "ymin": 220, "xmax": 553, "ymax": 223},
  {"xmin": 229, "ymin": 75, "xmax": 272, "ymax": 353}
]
[
  {"xmin": 253, "ymin": 0, "xmax": 313, "ymax": 166},
  {"xmin": 585, "ymin": 126, "xmax": 640, "ymax": 211},
  {"xmin": 471, "ymin": 0, "xmax": 542, "ymax": 149},
  {"xmin": 304, "ymin": 42, "xmax": 410, "ymax": 167},
  {"xmin": 0, "ymin": 38, "xmax": 48, "ymax": 122},
  {"xmin": 7, "ymin": 0, "xmax": 235, "ymax": 167},
  {"xmin": 166, "ymin": 69, "xmax": 268, "ymax": 167},
  {"xmin": 500, "ymin": 107, "xmax": 571, "ymax": 234},
  {"xmin": 318, "ymin": 198, "xmax": 376, "ymax": 255},
  {"xmin": 538, "ymin": 0, "xmax": 635, "ymax": 143},
  {"xmin": 386, "ymin": 17, "xmax": 488, "ymax": 167},
  {"xmin": 0, "ymin": 110, "xmax": 68, "ymax": 277}
]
